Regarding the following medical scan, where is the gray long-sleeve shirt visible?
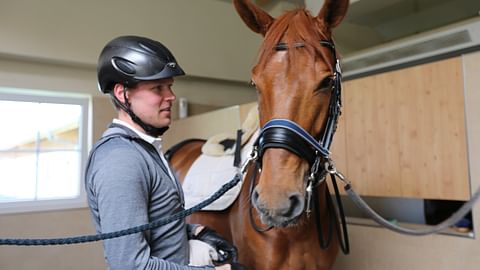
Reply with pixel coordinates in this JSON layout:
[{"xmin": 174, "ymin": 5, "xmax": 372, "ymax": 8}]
[{"xmin": 85, "ymin": 123, "xmax": 213, "ymax": 270}]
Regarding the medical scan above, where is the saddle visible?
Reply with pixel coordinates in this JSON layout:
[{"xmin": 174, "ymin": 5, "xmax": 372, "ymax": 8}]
[{"xmin": 182, "ymin": 106, "xmax": 259, "ymax": 211}]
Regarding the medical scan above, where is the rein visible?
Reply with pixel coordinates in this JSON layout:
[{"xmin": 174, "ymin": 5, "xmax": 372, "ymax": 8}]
[
  {"xmin": 0, "ymin": 173, "xmax": 243, "ymax": 246},
  {"xmin": 324, "ymin": 163, "xmax": 480, "ymax": 236}
]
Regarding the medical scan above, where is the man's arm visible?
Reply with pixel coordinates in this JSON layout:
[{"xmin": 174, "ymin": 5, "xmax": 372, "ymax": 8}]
[{"xmin": 89, "ymin": 143, "xmax": 213, "ymax": 270}]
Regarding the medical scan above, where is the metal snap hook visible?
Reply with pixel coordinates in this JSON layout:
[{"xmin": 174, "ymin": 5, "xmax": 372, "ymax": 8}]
[
  {"xmin": 324, "ymin": 159, "xmax": 337, "ymax": 174},
  {"xmin": 305, "ymin": 179, "xmax": 314, "ymax": 216},
  {"xmin": 241, "ymin": 148, "xmax": 259, "ymax": 174},
  {"xmin": 324, "ymin": 159, "xmax": 351, "ymax": 186}
]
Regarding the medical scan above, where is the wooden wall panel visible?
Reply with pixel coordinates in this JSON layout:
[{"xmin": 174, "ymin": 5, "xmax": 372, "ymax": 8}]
[{"xmin": 341, "ymin": 57, "xmax": 469, "ymax": 200}]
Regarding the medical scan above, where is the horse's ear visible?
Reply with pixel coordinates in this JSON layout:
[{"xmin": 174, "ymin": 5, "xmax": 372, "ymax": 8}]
[
  {"xmin": 316, "ymin": 0, "xmax": 349, "ymax": 29},
  {"xmin": 233, "ymin": 0, "xmax": 274, "ymax": 36}
]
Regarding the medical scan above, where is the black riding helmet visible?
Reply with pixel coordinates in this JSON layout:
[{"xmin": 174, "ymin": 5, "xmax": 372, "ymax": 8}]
[
  {"xmin": 97, "ymin": 35, "xmax": 185, "ymax": 137},
  {"xmin": 97, "ymin": 35, "xmax": 185, "ymax": 93}
]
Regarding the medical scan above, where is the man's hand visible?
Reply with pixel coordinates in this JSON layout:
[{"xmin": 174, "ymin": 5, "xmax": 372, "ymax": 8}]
[{"xmin": 193, "ymin": 226, "xmax": 238, "ymax": 263}]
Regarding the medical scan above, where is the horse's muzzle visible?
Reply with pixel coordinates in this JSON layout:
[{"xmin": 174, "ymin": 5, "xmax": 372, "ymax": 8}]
[{"xmin": 251, "ymin": 188, "xmax": 305, "ymax": 227}]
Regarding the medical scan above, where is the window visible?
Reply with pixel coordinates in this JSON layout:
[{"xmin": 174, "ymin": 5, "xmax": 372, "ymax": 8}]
[{"xmin": 0, "ymin": 88, "xmax": 89, "ymax": 213}]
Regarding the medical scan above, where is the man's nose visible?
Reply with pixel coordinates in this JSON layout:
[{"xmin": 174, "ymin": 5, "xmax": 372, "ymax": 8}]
[{"xmin": 165, "ymin": 88, "xmax": 176, "ymax": 101}]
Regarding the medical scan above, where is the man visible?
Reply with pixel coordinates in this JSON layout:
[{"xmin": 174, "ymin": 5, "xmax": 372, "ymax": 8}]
[{"xmin": 85, "ymin": 35, "xmax": 245, "ymax": 270}]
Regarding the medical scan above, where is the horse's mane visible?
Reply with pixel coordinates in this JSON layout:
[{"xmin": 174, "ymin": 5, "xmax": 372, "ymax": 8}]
[{"xmin": 257, "ymin": 9, "xmax": 333, "ymax": 69}]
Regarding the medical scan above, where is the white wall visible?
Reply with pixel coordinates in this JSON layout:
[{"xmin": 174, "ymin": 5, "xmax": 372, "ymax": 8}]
[{"xmin": 0, "ymin": 0, "xmax": 261, "ymax": 82}]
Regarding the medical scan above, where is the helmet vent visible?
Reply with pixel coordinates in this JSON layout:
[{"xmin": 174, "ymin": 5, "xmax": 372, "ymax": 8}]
[
  {"xmin": 111, "ymin": 57, "xmax": 136, "ymax": 75},
  {"xmin": 138, "ymin": 42, "xmax": 157, "ymax": 55}
]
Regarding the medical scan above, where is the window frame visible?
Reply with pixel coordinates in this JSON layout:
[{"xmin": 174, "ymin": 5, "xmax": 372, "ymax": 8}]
[{"xmin": 0, "ymin": 88, "xmax": 90, "ymax": 214}]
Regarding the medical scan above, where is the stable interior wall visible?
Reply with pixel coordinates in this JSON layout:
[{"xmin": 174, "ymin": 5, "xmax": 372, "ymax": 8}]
[
  {"xmin": 332, "ymin": 50, "xmax": 480, "ymax": 270},
  {"xmin": 326, "ymin": 54, "xmax": 472, "ymax": 227},
  {"xmin": 339, "ymin": 57, "xmax": 469, "ymax": 200}
]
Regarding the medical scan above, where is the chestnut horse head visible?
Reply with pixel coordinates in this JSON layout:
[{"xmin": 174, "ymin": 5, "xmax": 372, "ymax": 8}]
[{"xmin": 234, "ymin": 0, "xmax": 348, "ymax": 227}]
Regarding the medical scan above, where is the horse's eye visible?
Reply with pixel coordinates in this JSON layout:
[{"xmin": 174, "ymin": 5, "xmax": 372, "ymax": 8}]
[
  {"xmin": 316, "ymin": 76, "xmax": 333, "ymax": 92},
  {"xmin": 249, "ymin": 80, "xmax": 256, "ymax": 87}
]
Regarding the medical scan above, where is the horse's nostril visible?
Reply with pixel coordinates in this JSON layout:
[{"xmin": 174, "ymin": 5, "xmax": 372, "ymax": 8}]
[
  {"xmin": 284, "ymin": 193, "xmax": 303, "ymax": 218},
  {"xmin": 252, "ymin": 190, "xmax": 304, "ymax": 220},
  {"xmin": 252, "ymin": 189, "xmax": 260, "ymax": 205}
]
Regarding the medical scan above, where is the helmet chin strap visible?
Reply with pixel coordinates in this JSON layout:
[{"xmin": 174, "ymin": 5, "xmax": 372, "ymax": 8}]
[{"xmin": 114, "ymin": 88, "xmax": 169, "ymax": 137}]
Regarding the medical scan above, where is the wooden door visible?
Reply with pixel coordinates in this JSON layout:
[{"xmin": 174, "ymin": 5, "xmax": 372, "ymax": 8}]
[{"xmin": 330, "ymin": 57, "xmax": 470, "ymax": 200}]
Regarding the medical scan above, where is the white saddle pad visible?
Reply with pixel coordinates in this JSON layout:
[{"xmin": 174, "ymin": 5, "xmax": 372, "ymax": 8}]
[{"xmin": 183, "ymin": 130, "xmax": 258, "ymax": 211}]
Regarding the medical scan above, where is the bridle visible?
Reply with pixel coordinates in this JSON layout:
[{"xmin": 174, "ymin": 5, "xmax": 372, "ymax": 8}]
[
  {"xmin": 243, "ymin": 39, "xmax": 349, "ymax": 253},
  {"xmin": 247, "ymin": 39, "xmax": 342, "ymax": 205}
]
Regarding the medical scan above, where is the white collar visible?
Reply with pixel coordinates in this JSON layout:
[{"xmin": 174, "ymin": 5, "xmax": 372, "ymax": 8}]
[
  {"xmin": 112, "ymin": 119, "xmax": 174, "ymax": 181},
  {"xmin": 112, "ymin": 119, "xmax": 163, "ymax": 147}
]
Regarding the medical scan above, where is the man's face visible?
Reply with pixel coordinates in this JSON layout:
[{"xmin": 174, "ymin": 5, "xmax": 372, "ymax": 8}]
[{"xmin": 127, "ymin": 78, "xmax": 176, "ymax": 129}]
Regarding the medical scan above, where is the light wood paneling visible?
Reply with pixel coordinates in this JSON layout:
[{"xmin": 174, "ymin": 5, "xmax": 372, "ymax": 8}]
[
  {"xmin": 341, "ymin": 57, "xmax": 469, "ymax": 200},
  {"xmin": 333, "ymin": 50, "xmax": 480, "ymax": 270}
]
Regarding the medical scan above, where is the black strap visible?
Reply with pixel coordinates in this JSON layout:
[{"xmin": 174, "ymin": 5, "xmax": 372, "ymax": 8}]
[
  {"xmin": 330, "ymin": 173, "xmax": 350, "ymax": 254},
  {"xmin": 257, "ymin": 127, "xmax": 317, "ymax": 166},
  {"xmin": 313, "ymin": 185, "xmax": 334, "ymax": 249},
  {"xmin": 312, "ymin": 175, "xmax": 349, "ymax": 254},
  {"xmin": 233, "ymin": 129, "xmax": 243, "ymax": 168},
  {"xmin": 248, "ymin": 162, "xmax": 273, "ymax": 232}
]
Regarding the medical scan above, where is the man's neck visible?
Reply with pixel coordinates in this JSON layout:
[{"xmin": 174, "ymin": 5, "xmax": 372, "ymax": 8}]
[
  {"xmin": 113, "ymin": 118, "xmax": 158, "ymax": 144},
  {"xmin": 117, "ymin": 112, "xmax": 146, "ymax": 135}
]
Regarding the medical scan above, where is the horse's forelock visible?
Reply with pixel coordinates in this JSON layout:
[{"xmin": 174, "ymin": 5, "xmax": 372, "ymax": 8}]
[{"xmin": 256, "ymin": 9, "xmax": 332, "ymax": 70}]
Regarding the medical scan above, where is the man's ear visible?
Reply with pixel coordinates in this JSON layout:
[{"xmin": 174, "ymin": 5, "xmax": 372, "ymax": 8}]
[{"xmin": 113, "ymin": 84, "xmax": 127, "ymax": 103}]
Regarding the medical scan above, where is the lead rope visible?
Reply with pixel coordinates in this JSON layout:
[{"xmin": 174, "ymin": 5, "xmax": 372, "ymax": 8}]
[
  {"xmin": 326, "ymin": 160, "xmax": 480, "ymax": 236},
  {"xmin": 0, "ymin": 173, "xmax": 243, "ymax": 246}
]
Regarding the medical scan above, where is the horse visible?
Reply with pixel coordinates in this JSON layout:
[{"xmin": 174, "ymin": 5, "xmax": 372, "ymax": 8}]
[{"xmin": 168, "ymin": 0, "xmax": 349, "ymax": 269}]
